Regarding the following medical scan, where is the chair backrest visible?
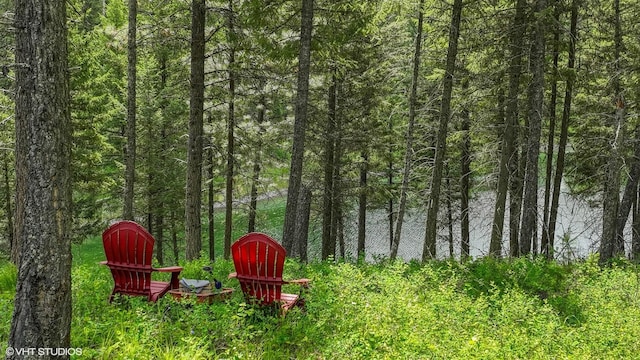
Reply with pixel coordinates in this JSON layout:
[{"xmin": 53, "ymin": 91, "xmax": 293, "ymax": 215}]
[
  {"xmin": 102, "ymin": 221, "xmax": 155, "ymax": 297},
  {"xmin": 231, "ymin": 233, "xmax": 286, "ymax": 306}
]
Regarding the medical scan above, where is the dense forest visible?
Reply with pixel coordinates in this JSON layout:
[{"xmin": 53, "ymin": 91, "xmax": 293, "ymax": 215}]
[{"xmin": 1, "ymin": 0, "xmax": 639, "ymax": 266}]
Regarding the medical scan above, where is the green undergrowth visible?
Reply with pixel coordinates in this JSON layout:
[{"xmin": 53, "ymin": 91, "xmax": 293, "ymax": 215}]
[{"xmin": 2, "ymin": 247, "xmax": 640, "ymax": 359}]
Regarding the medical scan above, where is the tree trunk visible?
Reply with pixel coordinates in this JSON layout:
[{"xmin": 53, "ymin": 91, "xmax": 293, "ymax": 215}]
[
  {"xmin": 542, "ymin": 0, "xmax": 561, "ymax": 258},
  {"xmin": 185, "ymin": 0, "xmax": 205, "ymax": 261},
  {"xmin": 490, "ymin": 0, "xmax": 527, "ymax": 256},
  {"xmin": 459, "ymin": 77, "xmax": 471, "ymax": 260},
  {"xmin": 331, "ymin": 92, "xmax": 343, "ymax": 259},
  {"xmin": 548, "ymin": 0, "xmax": 579, "ymax": 259},
  {"xmin": 338, "ymin": 208, "xmax": 345, "ymax": 260},
  {"xmin": 600, "ymin": 0, "xmax": 625, "ymax": 265},
  {"xmin": 509, "ymin": 135, "xmax": 522, "ymax": 257},
  {"xmin": 295, "ymin": 185, "xmax": 311, "ymax": 262},
  {"xmin": 153, "ymin": 52, "xmax": 168, "ymax": 266},
  {"xmin": 520, "ymin": 0, "xmax": 547, "ymax": 256},
  {"xmin": 489, "ymin": 87, "xmax": 506, "ymax": 256},
  {"xmin": 321, "ymin": 73, "xmax": 337, "ymax": 260},
  {"xmin": 633, "ymin": 183, "xmax": 640, "ymax": 261},
  {"xmin": 388, "ymin": 119, "xmax": 395, "ymax": 250},
  {"xmin": 332, "ymin": 198, "xmax": 341, "ymax": 260},
  {"xmin": 147, "ymin": 174, "xmax": 153, "ymax": 233},
  {"xmin": 446, "ymin": 165, "xmax": 454, "ymax": 259},
  {"xmin": 4, "ymin": 157, "xmax": 14, "ymax": 262},
  {"xmin": 616, "ymin": 127, "xmax": 640, "ymax": 248},
  {"xmin": 611, "ymin": 0, "xmax": 625, "ymax": 258},
  {"xmin": 601, "ymin": 101, "xmax": 625, "ymax": 263},
  {"xmin": 390, "ymin": 0, "xmax": 423, "ymax": 260},
  {"xmin": 155, "ymin": 206, "xmax": 164, "ymax": 266},
  {"xmin": 422, "ymin": 0, "xmax": 463, "ymax": 261},
  {"xmin": 146, "ymin": 115, "xmax": 155, "ymax": 253},
  {"xmin": 282, "ymin": 0, "xmax": 314, "ymax": 254},
  {"xmin": 207, "ymin": 115, "xmax": 215, "ymax": 261},
  {"xmin": 248, "ymin": 95, "xmax": 266, "ymax": 233},
  {"xmin": 357, "ymin": 151, "xmax": 368, "ymax": 259},
  {"xmin": 9, "ymin": 0, "xmax": 72, "ymax": 356},
  {"xmin": 224, "ymin": 0, "xmax": 236, "ymax": 259},
  {"xmin": 171, "ymin": 210, "xmax": 179, "ymax": 263},
  {"xmin": 123, "ymin": 0, "xmax": 137, "ymax": 221}
]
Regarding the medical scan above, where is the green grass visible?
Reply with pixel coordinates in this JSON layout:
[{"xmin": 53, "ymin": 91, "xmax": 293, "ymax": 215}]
[
  {"xmin": 2, "ymin": 245, "xmax": 640, "ymax": 359},
  {"xmin": 0, "ymin": 260, "xmax": 16, "ymax": 300}
]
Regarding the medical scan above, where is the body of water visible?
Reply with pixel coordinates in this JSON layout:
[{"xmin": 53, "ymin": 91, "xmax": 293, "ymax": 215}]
[{"xmin": 343, "ymin": 183, "xmax": 625, "ymax": 262}]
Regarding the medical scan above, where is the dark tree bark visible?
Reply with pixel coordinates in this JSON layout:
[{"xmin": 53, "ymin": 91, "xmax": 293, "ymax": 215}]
[
  {"xmin": 282, "ymin": 0, "xmax": 314, "ymax": 254},
  {"xmin": 295, "ymin": 185, "xmax": 311, "ymax": 262},
  {"xmin": 388, "ymin": 119, "xmax": 395, "ymax": 250},
  {"xmin": 338, "ymin": 208, "xmax": 345, "ymax": 260},
  {"xmin": 616, "ymin": 127, "xmax": 640, "ymax": 248},
  {"xmin": 600, "ymin": 0, "xmax": 625, "ymax": 265},
  {"xmin": 601, "ymin": 100, "xmax": 625, "ymax": 263},
  {"xmin": 224, "ymin": 0, "xmax": 236, "ymax": 259},
  {"xmin": 248, "ymin": 94, "xmax": 266, "ymax": 233},
  {"xmin": 123, "ymin": 0, "xmax": 137, "ymax": 221},
  {"xmin": 357, "ymin": 151, "xmax": 368, "ymax": 259},
  {"xmin": 445, "ymin": 164, "xmax": 454, "ymax": 259},
  {"xmin": 8, "ymin": 0, "xmax": 72, "ymax": 356},
  {"xmin": 185, "ymin": 0, "xmax": 205, "ymax": 261},
  {"xmin": 390, "ymin": 0, "xmax": 423, "ymax": 261},
  {"xmin": 321, "ymin": 73, "xmax": 337, "ymax": 260},
  {"xmin": 520, "ymin": 0, "xmax": 547, "ymax": 255},
  {"xmin": 331, "ymin": 93, "xmax": 343, "ymax": 260},
  {"xmin": 207, "ymin": 115, "xmax": 215, "ymax": 261},
  {"xmin": 145, "ymin": 129, "xmax": 159, "ymax": 264},
  {"xmin": 153, "ymin": 53, "xmax": 169, "ymax": 266},
  {"xmin": 145, "ymin": 111, "xmax": 155, "ymax": 261},
  {"xmin": 633, "ymin": 183, "xmax": 640, "ymax": 261},
  {"xmin": 459, "ymin": 77, "xmax": 471, "ymax": 260},
  {"xmin": 171, "ymin": 210, "xmax": 179, "ymax": 263},
  {"xmin": 490, "ymin": 0, "xmax": 527, "ymax": 256},
  {"xmin": 154, "ymin": 204, "xmax": 164, "ymax": 266},
  {"xmin": 548, "ymin": 0, "xmax": 579, "ymax": 260},
  {"xmin": 247, "ymin": 158, "xmax": 259, "ymax": 232},
  {"xmin": 542, "ymin": 0, "xmax": 561, "ymax": 258},
  {"xmin": 509, "ymin": 134, "xmax": 522, "ymax": 257},
  {"xmin": 4, "ymin": 156, "xmax": 14, "ymax": 261},
  {"xmin": 147, "ymin": 175, "xmax": 153, "ymax": 233},
  {"xmin": 422, "ymin": 0, "xmax": 463, "ymax": 261},
  {"xmin": 323, "ymin": 78, "xmax": 344, "ymax": 260}
]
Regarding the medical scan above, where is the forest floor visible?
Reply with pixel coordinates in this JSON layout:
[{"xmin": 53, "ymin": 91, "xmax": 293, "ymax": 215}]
[{"xmin": 1, "ymin": 238, "xmax": 640, "ymax": 359}]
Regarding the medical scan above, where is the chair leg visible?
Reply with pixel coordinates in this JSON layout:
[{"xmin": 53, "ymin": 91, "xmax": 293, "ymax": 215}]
[
  {"xmin": 169, "ymin": 272, "xmax": 180, "ymax": 289},
  {"xmin": 296, "ymin": 297, "xmax": 306, "ymax": 311}
]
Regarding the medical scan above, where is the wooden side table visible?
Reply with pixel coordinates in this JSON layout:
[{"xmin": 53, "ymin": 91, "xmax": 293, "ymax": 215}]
[{"xmin": 169, "ymin": 284, "xmax": 234, "ymax": 304}]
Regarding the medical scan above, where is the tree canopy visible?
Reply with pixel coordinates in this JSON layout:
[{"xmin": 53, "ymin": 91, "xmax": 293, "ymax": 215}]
[{"xmin": 0, "ymin": 0, "xmax": 639, "ymax": 265}]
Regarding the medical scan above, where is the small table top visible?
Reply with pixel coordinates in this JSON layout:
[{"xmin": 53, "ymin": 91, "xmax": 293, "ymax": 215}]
[{"xmin": 169, "ymin": 285, "xmax": 234, "ymax": 304}]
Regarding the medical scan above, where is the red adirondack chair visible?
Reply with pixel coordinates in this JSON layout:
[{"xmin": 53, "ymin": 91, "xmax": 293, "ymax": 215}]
[
  {"xmin": 229, "ymin": 232, "xmax": 310, "ymax": 313},
  {"xmin": 101, "ymin": 221, "xmax": 182, "ymax": 302}
]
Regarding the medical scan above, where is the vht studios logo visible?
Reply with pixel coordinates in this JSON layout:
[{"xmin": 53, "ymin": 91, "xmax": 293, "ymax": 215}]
[{"xmin": 5, "ymin": 347, "xmax": 83, "ymax": 357}]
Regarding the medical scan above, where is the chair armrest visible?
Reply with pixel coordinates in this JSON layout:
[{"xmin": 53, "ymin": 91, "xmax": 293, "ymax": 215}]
[
  {"xmin": 155, "ymin": 266, "xmax": 182, "ymax": 289},
  {"xmin": 99, "ymin": 261, "xmax": 108, "ymax": 266},
  {"xmin": 155, "ymin": 266, "xmax": 183, "ymax": 273},
  {"xmin": 228, "ymin": 272, "xmax": 237, "ymax": 279}
]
